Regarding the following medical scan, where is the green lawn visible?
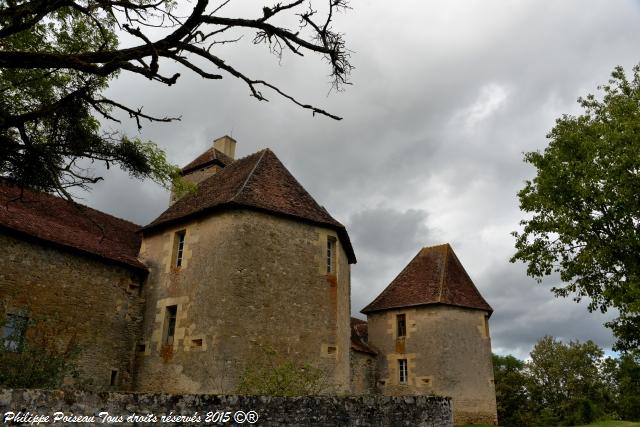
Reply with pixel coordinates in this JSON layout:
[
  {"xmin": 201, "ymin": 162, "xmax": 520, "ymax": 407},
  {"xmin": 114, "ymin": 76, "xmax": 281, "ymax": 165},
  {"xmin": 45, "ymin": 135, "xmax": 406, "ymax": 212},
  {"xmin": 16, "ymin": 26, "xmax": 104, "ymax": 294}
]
[{"xmin": 458, "ymin": 422, "xmax": 640, "ymax": 427}]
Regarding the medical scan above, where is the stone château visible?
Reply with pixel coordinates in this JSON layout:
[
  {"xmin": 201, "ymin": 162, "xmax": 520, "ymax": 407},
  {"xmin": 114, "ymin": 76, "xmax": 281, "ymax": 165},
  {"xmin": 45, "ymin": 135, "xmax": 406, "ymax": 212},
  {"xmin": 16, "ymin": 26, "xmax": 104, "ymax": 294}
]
[{"xmin": 0, "ymin": 136, "xmax": 497, "ymax": 424}]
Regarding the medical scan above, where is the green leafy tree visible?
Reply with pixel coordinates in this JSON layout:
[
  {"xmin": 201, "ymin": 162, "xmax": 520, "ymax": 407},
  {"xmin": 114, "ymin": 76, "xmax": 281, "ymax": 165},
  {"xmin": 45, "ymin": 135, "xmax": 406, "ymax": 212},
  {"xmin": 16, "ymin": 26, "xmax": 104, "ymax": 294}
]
[
  {"xmin": 511, "ymin": 65, "xmax": 640, "ymax": 351},
  {"xmin": 1, "ymin": 1, "xmax": 351, "ymax": 197},
  {"xmin": 493, "ymin": 354, "xmax": 532, "ymax": 427},
  {"xmin": 526, "ymin": 336, "xmax": 608, "ymax": 425}
]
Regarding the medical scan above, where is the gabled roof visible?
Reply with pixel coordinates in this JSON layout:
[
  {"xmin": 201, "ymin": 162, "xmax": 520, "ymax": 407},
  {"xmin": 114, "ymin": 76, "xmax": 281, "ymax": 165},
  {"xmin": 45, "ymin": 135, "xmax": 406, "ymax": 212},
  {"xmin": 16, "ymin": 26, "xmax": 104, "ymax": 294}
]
[
  {"xmin": 142, "ymin": 149, "xmax": 356, "ymax": 264},
  {"xmin": 361, "ymin": 243, "xmax": 492, "ymax": 314},
  {"xmin": 0, "ymin": 181, "xmax": 146, "ymax": 271},
  {"xmin": 181, "ymin": 147, "xmax": 234, "ymax": 174},
  {"xmin": 351, "ymin": 317, "xmax": 377, "ymax": 355}
]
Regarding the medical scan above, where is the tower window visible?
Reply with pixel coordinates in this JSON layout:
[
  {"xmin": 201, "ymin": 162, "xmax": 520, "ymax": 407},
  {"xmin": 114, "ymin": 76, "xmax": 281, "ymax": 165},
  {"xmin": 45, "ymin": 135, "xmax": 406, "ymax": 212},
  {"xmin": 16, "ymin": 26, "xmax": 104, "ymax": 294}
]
[
  {"xmin": 327, "ymin": 236, "xmax": 336, "ymax": 274},
  {"xmin": 173, "ymin": 230, "xmax": 186, "ymax": 267},
  {"xmin": 109, "ymin": 370, "xmax": 118, "ymax": 386},
  {"xmin": 399, "ymin": 359, "xmax": 408, "ymax": 384},
  {"xmin": 2, "ymin": 314, "xmax": 28, "ymax": 352},
  {"xmin": 163, "ymin": 305, "xmax": 178, "ymax": 345},
  {"xmin": 397, "ymin": 314, "xmax": 406, "ymax": 338}
]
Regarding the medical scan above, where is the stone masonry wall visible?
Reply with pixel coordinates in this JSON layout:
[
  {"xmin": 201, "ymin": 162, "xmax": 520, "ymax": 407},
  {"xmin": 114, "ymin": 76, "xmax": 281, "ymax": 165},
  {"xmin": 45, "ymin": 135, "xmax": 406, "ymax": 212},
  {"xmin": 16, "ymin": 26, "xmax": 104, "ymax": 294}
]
[
  {"xmin": 0, "ymin": 231, "xmax": 145, "ymax": 390},
  {"xmin": 367, "ymin": 305, "xmax": 498, "ymax": 425},
  {"xmin": 135, "ymin": 209, "xmax": 351, "ymax": 394},
  {"xmin": 0, "ymin": 388, "xmax": 452, "ymax": 427},
  {"xmin": 350, "ymin": 350, "xmax": 377, "ymax": 395}
]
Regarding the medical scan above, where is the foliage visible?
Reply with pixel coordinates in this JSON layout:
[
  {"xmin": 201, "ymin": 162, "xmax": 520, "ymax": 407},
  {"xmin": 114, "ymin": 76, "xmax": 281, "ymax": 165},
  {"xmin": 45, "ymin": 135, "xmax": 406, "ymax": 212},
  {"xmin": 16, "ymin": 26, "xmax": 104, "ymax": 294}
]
[
  {"xmin": 236, "ymin": 344, "xmax": 327, "ymax": 396},
  {"xmin": 0, "ymin": 0, "xmax": 352, "ymax": 196},
  {"xmin": 493, "ymin": 337, "xmax": 640, "ymax": 426},
  {"xmin": 493, "ymin": 354, "xmax": 531, "ymax": 427},
  {"xmin": 0, "ymin": 316, "xmax": 81, "ymax": 388},
  {"xmin": 511, "ymin": 65, "xmax": 640, "ymax": 351}
]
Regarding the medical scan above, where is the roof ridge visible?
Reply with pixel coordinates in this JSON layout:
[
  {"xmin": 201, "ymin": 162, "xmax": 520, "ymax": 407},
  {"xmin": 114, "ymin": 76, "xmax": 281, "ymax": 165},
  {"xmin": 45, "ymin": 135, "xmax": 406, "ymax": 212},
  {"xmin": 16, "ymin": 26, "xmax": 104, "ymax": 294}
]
[
  {"xmin": 230, "ymin": 149, "xmax": 267, "ymax": 202},
  {"xmin": 438, "ymin": 245, "xmax": 449, "ymax": 302}
]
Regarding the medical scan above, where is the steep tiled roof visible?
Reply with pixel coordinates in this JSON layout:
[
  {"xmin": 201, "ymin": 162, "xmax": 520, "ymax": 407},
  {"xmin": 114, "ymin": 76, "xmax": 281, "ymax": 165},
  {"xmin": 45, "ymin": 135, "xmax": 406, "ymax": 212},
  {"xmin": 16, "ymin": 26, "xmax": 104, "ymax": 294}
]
[
  {"xmin": 351, "ymin": 317, "xmax": 377, "ymax": 355},
  {"xmin": 0, "ymin": 181, "xmax": 145, "ymax": 270},
  {"xmin": 361, "ymin": 244, "xmax": 492, "ymax": 314},
  {"xmin": 143, "ymin": 149, "xmax": 356, "ymax": 263},
  {"xmin": 181, "ymin": 147, "xmax": 234, "ymax": 174}
]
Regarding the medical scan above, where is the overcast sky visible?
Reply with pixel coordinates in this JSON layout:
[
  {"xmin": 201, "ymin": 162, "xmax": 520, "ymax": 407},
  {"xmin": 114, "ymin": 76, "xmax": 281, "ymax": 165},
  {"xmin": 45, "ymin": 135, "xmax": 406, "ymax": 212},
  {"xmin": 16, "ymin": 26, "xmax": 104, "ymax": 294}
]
[{"xmin": 75, "ymin": 0, "xmax": 640, "ymax": 359}]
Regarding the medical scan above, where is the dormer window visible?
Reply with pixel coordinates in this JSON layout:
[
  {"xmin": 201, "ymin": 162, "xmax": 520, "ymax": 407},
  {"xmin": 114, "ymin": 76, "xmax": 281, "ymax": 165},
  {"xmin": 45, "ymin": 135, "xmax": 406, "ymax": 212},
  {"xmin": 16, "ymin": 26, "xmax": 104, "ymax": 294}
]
[
  {"xmin": 327, "ymin": 236, "xmax": 336, "ymax": 274},
  {"xmin": 173, "ymin": 230, "xmax": 186, "ymax": 268}
]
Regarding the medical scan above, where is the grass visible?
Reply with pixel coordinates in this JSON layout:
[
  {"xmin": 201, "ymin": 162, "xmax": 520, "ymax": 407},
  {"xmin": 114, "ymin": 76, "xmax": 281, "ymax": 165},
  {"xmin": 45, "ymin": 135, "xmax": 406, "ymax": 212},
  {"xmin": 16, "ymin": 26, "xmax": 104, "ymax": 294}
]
[{"xmin": 458, "ymin": 422, "xmax": 640, "ymax": 427}]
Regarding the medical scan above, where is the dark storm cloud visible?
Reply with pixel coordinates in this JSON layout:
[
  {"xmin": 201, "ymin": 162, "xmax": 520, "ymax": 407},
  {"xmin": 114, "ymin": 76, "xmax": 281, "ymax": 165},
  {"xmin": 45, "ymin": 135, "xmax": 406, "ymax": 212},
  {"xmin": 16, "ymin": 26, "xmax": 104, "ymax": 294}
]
[{"xmin": 76, "ymin": 0, "xmax": 640, "ymax": 356}]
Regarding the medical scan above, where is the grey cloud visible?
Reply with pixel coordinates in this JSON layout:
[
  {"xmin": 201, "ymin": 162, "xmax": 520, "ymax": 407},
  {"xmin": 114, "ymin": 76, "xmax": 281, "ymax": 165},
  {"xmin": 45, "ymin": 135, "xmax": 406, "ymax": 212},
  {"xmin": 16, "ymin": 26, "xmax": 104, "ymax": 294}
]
[{"xmin": 76, "ymin": 0, "xmax": 640, "ymax": 357}]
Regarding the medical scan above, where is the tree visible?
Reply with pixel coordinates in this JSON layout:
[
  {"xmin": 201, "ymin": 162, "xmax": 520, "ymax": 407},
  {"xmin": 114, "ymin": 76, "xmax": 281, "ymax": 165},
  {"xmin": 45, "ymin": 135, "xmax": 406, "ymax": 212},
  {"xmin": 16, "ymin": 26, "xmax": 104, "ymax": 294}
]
[
  {"xmin": 492, "ymin": 354, "xmax": 531, "ymax": 427},
  {"xmin": 526, "ymin": 336, "xmax": 609, "ymax": 425},
  {"xmin": 511, "ymin": 65, "xmax": 640, "ymax": 351},
  {"xmin": 0, "ymin": 1, "xmax": 352, "ymax": 197}
]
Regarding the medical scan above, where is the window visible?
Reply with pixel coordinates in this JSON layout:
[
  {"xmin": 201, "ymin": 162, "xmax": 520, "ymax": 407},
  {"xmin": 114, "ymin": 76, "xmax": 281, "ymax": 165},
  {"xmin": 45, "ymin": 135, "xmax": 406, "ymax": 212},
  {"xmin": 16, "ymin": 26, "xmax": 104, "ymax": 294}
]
[
  {"xmin": 399, "ymin": 359, "xmax": 408, "ymax": 384},
  {"xmin": 163, "ymin": 305, "xmax": 177, "ymax": 345},
  {"xmin": 109, "ymin": 370, "xmax": 118, "ymax": 387},
  {"xmin": 174, "ymin": 230, "xmax": 186, "ymax": 267},
  {"xmin": 2, "ymin": 314, "xmax": 28, "ymax": 352},
  {"xmin": 327, "ymin": 236, "xmax": 336, "ymax": 274},
  {"xmin": 397, "ymin": 314, "xmax": 406, "ymax": 337}
]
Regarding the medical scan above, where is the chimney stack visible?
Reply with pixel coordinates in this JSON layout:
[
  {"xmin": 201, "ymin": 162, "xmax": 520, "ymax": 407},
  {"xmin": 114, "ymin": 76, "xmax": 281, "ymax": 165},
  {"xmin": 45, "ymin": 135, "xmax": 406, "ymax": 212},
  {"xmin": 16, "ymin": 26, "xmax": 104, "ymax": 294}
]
[{"xmin": 213, "ymin": 135, "xmax": 236, "ymax": 160}]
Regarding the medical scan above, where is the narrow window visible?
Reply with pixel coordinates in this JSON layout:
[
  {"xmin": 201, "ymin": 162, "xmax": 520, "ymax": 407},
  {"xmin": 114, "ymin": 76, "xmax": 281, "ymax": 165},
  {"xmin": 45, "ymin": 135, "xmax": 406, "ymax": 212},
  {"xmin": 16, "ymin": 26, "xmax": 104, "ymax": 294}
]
[
  {"xmin": 2, "ymin": 314, "xmax": 28, "ymax": 352},
  {"xmin": 327, "ymin": 236, "xmax": 336, "ymax": 274},
  {"xmin": 163, "ymin": 305, "xmax": 177, "ymax": 345},
  {"xmin": 399, "ymin": 359, "xmax": 408, "ymax": 384},
  {"xmin": 174, "ymin": 230, "xmax": 186, "ymax": 267},
  {"xmin": 397, "ymin": 314, "xmax": 406, "ymax": 338},
  {"xmin": 109, "ymin": 370, "xmax": 118, "ymax": 386}
]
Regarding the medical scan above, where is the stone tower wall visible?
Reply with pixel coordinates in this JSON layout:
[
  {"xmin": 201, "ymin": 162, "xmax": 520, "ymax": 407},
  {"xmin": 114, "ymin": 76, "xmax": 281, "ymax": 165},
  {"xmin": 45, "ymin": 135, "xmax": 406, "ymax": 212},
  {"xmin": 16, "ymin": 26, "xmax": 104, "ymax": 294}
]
[
  {"xmin": 135, "ymin": 209, "xmax": 351, "ymax": 394},
  {"xmin": 366, "ymin": 305, "xmax": 497, "ymax": 425}
]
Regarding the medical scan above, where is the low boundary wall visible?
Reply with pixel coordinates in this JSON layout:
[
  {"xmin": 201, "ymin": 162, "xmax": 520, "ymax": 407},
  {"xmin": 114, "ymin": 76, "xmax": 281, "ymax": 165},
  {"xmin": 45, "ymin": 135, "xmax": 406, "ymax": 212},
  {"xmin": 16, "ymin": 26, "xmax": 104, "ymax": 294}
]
[{"xmin": 1, "ymin": 389, "xmax": 452, "ymax": 426}]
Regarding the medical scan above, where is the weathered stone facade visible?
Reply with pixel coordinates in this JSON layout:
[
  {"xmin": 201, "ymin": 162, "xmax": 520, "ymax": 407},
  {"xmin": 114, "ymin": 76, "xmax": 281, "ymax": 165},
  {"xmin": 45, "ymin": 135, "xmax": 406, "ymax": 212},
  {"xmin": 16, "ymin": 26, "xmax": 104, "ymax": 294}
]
[
  {"xmin": 0, "ymin": 231, "xmax": 145, "ymax": 390},
  {"xmin": 366, "ymin": 306, "xmax": 497, "ymax": 424},
  {"xmin": 1, "ymin": 140, "xmax": 498, "ymax": 425},
  {"xmin": 135, "ymin": 209, "xmax": 351, "ymax": 394},
  {"xmin": 0, "ymin": 388, "xmax": 453, "ymax": 427}
]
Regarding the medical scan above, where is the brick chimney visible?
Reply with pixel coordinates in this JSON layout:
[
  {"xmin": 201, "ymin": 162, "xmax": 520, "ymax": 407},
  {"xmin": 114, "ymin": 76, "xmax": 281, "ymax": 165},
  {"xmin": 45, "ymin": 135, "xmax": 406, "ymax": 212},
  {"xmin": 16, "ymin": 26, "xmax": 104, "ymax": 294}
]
[{"xmin": 213, "ymin": 135, "xmax": 236, "ymax": 160}]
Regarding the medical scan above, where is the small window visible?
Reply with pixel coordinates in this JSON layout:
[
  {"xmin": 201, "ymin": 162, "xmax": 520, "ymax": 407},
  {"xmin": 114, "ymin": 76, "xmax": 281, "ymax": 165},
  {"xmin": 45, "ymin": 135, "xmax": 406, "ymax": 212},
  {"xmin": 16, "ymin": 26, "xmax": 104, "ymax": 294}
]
[
  {"xmin": 327, "ymin": 346, "xmax": 336, "ymax": 355},
  {"xmin": 136, "ymin": 343, "xmax": 146, "ymax": 352},
  {"xmin": 173, "ymin": 230, "xmax": 186, "ymax": 268},
  {"xmin": 397, "ymin": 314, "xmax": 406, "ymax": 337},
  {"xmin": 327, "ymin": 236, "xmax": 336, "ymax": 274},
  {"xmin": 2, "ymin": 314, "xmax": 28, "ymax": 352},
  {"xmin": 110, "ymin": 370, "xmax": 118, "ymax": 386},
  {"xmin": 163, "ymin": 305, "xmax": 177, "ymax": 345},
  {"xmin": 191, "ymin": 339, "xmax": 203, "ymax": 348},
  {"xmin": 399, "ymin": 359, "xmax": 408, "ymax": 384}
]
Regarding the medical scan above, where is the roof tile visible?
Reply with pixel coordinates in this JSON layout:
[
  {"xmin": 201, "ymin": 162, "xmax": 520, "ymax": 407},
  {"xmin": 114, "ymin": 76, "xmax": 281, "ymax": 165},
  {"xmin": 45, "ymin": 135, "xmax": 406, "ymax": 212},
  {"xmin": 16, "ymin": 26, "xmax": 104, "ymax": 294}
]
[
  {"xmin": 361, "ymin": 244, "xmax": 492, "ymax": 314},
  {"xmin": 0, "ymin": 181, "xmax": 145, "ymax": 270},
  {"xmin": 143, "ymin": 149, "xmax": 356, "ymax": 263}
]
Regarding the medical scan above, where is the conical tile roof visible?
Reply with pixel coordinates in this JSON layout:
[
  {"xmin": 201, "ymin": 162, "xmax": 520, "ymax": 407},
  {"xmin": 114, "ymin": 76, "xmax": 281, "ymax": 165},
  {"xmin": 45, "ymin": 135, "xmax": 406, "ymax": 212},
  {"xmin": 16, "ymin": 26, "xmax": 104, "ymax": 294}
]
[
  {"xmin": 361, "ymin": 244, "xmax": 491, "ymax": 314},
  {"xmin": 142, "ymin": 149, "xmax": 356, "ymax": 263}
]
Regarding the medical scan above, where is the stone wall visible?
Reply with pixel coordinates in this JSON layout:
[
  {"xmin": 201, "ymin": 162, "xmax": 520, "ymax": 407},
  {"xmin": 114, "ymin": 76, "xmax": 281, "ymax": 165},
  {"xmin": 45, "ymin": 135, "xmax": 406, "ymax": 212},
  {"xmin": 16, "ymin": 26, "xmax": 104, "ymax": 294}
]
[
  {"xmin": 350, "ymin": 350, "xmax": 377, "ymax": 395},
  {"xmin": 0, "ymin": 388, "xmax": 452, "ymax": 427},
  {"xmin": 0, "ymin": 231, "xmax": 145, "ymax": 390},
  {"xmin": 367, "ymin": 305, "xmax": 498, "ymax": 425},
  {"xmin": 135, "ymin": 209, "xmax": 351, "ymax": 394}
]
